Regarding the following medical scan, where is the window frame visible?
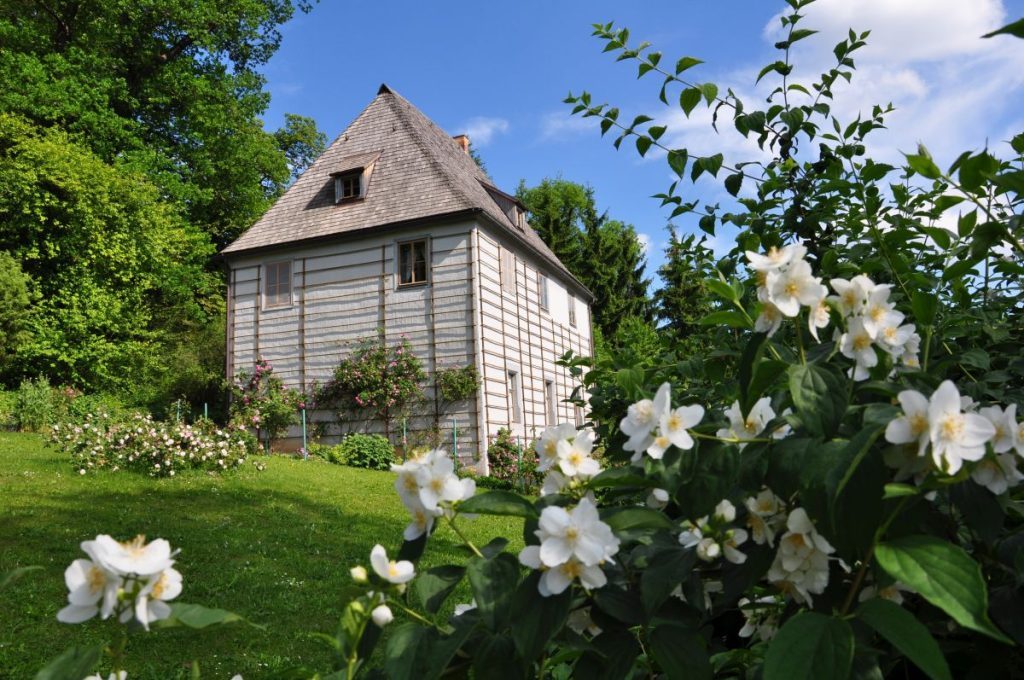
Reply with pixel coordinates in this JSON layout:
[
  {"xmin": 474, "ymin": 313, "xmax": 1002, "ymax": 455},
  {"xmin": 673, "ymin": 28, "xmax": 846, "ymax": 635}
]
[
  {"xmin": 262, "ymin": 259, "xmax": 294, "ymax": 310},
  {"xmin": 568, "ymin": 294, "xmax": 577, "ymax": 327},
  {"xmin": 538, "ymin": 272, "xmax": 549, "ymax": 311},
  {"xmin": 545, "ymin": 379, "xmax": 557, "ymax": 425},
  {"xmin": 334, "ymin": 170, "xmax": 363, "ymax": 203},
  {"xmin": 500, "ymin": 247, "xmax": 516, "ymax": 293},
  {"xmin": 396, "ymin": 237, "xmax": 430, "ymax": 288},
  {"xmin": 508, "ymin": 370, "xmax": 522, "ymax": 424}
]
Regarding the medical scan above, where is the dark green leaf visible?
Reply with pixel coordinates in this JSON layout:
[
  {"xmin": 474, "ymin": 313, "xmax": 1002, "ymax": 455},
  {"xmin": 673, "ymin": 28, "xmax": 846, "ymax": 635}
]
[
  {"xmin": 705, "ymin": 277, "xmax": 739, "ymax": 301},
  {"xmin": 700, "ymin": 82, "xmax": 719, "ymax": 104},
  {"xmin": 788, "ymin": 363, "xmax": 848, "ymax": 438},
  {"xmin": 698, "ymin": 310, "xmax": 751, "ymax": 328},
  {"xmin": 459, "ymin": 490, "xmax": 538, "ymax": 518},
  {"xmin": 680, "ymin": 88, "xmax": 702, "ymax": 116},
  {"xmin": 675, "ymin": 56, "xmax": 703, "ymax": 74},
  {"xmin": 724, "ymin": 172, "xmax": 743, "ymax": 196},
  {"xmin": 593, "ymin": 586, "xmax": 646, "ymax": 625},
  {"xmin": 911, "ymin": 291, "xmax": 938, "ymax": 326},
  {"xmin": 511, "ymin": 572, "xmax": 571, "ymax": 662},
  {"xmin": 467, "ymin": 553, "xmax": 520, "ymax": 631},
  {"xmin": 384, "ymin": 623, "xmax": 428, "ymax": 680},
  {"xmin": 413, "ymin": 565, "xmax": 465, "ymax": 614},
  {"xmin": 983, "ymin": 17, "xmax": 1024, "ymax": 38},
  {"xmin": 34, "ymin": 645, "xmax": 103, "ymax": 680},
  {"xmin": 600, "ymin": 506, "xmax": 674, "ymax": 532},
  {"xmin": 904, "ymin": 146, "xmax": 942, "ymax": 179},
  {"xmin": 153, "ymin": 602, "xmax": 258, "ymax": 630},
  {"xmin": 876, "ymin": 536, "xmax": 1012, "ymax": 643},
  {"xmin": 636, "ymin": 136, "xmax": 653, "ymax": 157},
  {"xmin": 649, "ymin": 624, "xmax": 712, "ymax": 680},
  {"xmin": 856, "ymin": 598, "xmax": 952, "ymax": 680},
  {"xmin": 738, "ymin": 333, "xmax": 769, "ymax": 415},
  {"xmin": 642, "ymin": 546, "xmax": 697, "ymax": 614},
  {"xmin": 668, "ymin": 149, "xmax": 689, "ymax": 176},
  {"xmin": 588, "ymin": 466, "xmax": 654, "ymax": 489},
  {"xmin": 764, "ymin": 612, "xmax": 854, "ymax": 680}
]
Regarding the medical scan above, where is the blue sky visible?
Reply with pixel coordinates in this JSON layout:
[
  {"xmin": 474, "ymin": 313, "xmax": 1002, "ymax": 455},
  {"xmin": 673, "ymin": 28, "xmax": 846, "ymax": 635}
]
[{"xmin": 261, "ymin": 0, "xmax": 1024, "ymax": 286}]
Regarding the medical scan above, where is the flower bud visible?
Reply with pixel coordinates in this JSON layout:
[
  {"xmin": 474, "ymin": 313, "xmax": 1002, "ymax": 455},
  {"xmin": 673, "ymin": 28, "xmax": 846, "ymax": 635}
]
[
  {"xmin": 371, "ymin": 604, "xmax": 393, "ymax": 627},
  {"xmin": 350, "ymin": 565, "xmax": 368, "ymax": 583}
]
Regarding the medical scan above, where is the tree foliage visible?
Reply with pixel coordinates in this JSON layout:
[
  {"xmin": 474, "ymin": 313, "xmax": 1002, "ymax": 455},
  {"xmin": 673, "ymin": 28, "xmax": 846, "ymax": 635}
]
[{"xmin": 0, "ymin": 251, "xmax": 33, "ymax": 374}]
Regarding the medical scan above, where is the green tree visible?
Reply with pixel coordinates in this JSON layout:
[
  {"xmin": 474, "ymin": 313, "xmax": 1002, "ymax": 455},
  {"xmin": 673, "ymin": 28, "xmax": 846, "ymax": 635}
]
[
  {"xmin": 275, "ymin": 113, "xmax": 328, "ymax": 181},
  {"xmin": 515, "ymin": 178, "xmax": 593, "ymax": 275},
  {"xmin": 0, "ymin": 251, "xmax": 33, "ymax": 374},
  {"xmin": 580, "ymin": 218, "xmax": 654, "ymax": 338},
  {"xmin": 654, "ymin": 228, "xmax": 716, "ymax": 340},
  {"xmin": 0, "ymin": 0, "xmax": 324, "ymax": 248},
  {"xmin": 0, "ymin": 113, "xmax": 219, "ymax": 393}
]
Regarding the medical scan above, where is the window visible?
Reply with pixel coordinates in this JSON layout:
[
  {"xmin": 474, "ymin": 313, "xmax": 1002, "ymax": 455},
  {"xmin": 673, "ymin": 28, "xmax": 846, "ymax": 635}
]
[
  {"xmin": 545, "ymin": 380, "xmax": 556, "ymax": 425},
  {"xmin": 569, "ymin": 295, "xmax": 577, "ymax": 327},
  {"xmin": 500, "ymin": 248, "xmax": 516, "ymax": 292},
  {"xmin": 538, "ymin": 272, "xmax": 549, "ymax": 310},
  {"xmin": 398, "ymin": 239, "xmax": 429, "ymax": 286},
  {"xmin": 575, "ymin": 406, "xmax": 585, "ymax": 428},
  {"xmin": 264, "ymin": 261, "xmax": 292, "ymax": 308},
  {"xmin": 334, "ymin": 171, "xmax": 362, "ymax": 203},
  {"xmin": 508, "ymin": 371, "xmax": 522, "ymax": 424}
]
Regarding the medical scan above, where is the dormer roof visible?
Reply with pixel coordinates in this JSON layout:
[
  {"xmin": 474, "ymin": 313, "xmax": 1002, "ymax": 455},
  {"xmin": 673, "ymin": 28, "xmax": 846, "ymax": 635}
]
[{"xmin": 222, "ymin": 85, "xmax": 589, "ymax": 299}]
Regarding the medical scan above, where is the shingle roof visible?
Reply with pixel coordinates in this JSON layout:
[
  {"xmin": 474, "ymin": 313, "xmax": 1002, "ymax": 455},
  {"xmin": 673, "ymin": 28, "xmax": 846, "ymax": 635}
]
[{"xmin": 222, "ymin": 84, "xmax": 589, "ymax": 298}]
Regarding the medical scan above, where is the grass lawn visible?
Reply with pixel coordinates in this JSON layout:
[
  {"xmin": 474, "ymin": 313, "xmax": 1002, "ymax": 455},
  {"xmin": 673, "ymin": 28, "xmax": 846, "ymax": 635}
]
[{"xmin": 0, "ymin": 433, "xmax": 523, "ymax": 678}]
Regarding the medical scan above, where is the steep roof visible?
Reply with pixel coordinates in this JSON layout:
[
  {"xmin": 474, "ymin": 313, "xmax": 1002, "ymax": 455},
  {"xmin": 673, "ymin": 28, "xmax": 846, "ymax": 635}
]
[{"xmin": 223, "ymin": 85, "xmax": 589, "ymax": 298}]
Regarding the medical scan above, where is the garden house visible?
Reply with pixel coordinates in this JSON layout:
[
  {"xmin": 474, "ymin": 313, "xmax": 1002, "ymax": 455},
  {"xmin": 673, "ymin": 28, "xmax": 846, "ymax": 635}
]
[{"xmin": 221, "ymin": 85, "xmax": 593, "ymax": 469}]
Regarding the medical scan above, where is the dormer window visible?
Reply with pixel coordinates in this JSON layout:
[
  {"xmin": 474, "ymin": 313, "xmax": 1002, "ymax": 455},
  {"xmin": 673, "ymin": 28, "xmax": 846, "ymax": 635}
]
[{"xmin": 334, "ymin": 171, "xmax": 362, "ymax": 203}]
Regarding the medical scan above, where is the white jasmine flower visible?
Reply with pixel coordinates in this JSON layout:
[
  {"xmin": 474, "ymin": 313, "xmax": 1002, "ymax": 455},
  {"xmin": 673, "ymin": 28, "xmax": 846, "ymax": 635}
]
[
  {"xmin": 535, "ymin": 423, "xmax": 578, "ymax": 472},
  {"xmin": 56, "ymin": 556, "xmax": 121, "ymax": 624},
  {"xmin": 535, "ymin": 496, "xmax": 620, "ymax": 568},
  {"xmin": 540, "ymin": 470, "xmax": 570, "ymax": 496},
  {"xmin": 414, "ymin": 449, "xmax": 466, "ymax": 512},
  {"xmin": 566, "ymin": 606, "xmax": 602, "ymax": 636},
  {"xmin": 371, "ymin": 604, "xmax": 394, "ymax": 627},
  {"xmin": 738, "ymin": 596, "xmax": 781, "ymax": 641},
  {"xmin": 971, "ymin": 453, "xmax": 1023, "ymax": 495},
  {"xmin": 876, "ymin": 322, "xmax": 915, "ymax": 358},
  {"xmin": 129, "ymin": 567, "xmax": 182, "ymax": 631},
  {"xmin": 808, "ymin": 294, "xmax": 831, "ymax": 341},
  {"xmin": 767, "ymin": 508, "xmax": 835, "ymax": 605},
  {"xmin": 656, "ymin": 403, "xmax": 704, "ymax": 453},
  {"xmin": 745, "ymin": 244, "xmax": 806, "ymax": 272},
  {"xmin": 679, "ymin": 522, "xmax": 720, "ymax": 561},
  {"xmin": 91, "ymin": 535, "xmax": 175, "ymax": 578},
  {"xmin": 718, "ymin": 398, "xmax": 774, "ymax": 447},
  {"xmin": 556, "ymin": 430, "xmax": 602, "ymax": 478},
  {"xmin": 453, "ymin": 600, "xmax": 477, "ymax": 616},
  {"xmin": 84, "ymin": 673, "xmax": 127, "ymax": 680},
  {"xmin": 620, "ymin": 383, "xmax": 670, "ymax": 452},
  {"xmin": 885, "ymin": 390, "xmax": 931, "ymax": 457},
  {"xmin": 769, "ymin": 260, "xmax": 825, "ymax": 317},
  {"xmin": 714, "ymin": 499, "xmax": 737, "ymax": 523},
  {"xmin": 402, "ymin": 499, "xmax": 439, "ymax": 541},
  {"xmin": 392, "ymin": 457, "xmax": 425, "ymax": 508},
  {"xmin": 829, "ymin": 275, "xmax": 876, "ymax": 317},
  {"xmin": 754, "ymin": 302, "xmax": 784, "ymax": 337},
  {"xmin": 928, "ymin": 381, "xmax": 995, "ymax": 474},
  {"xmin": 745, "ymin": 489, "xmax": 786, "ymax": 546},
  {"xmin": 518, "ymin": 546, "xmax": 608, "ymax": 596},
  {"xmin": 858, "ymin": 581, "xmax": 912, "ymax": 606},
  {"xmin": 369, "ymin": 545, "xmax": 415, "ymax": 584},
  {"xmin": 860, "ymin": 285, "xmax": 902, "ymax": 339},
  {"xmin": 722, "ymin": 529, "xmax": 749, "ymax": 564},
  {"xmin": 646, "ymin": 488, "xmax": 670, "ymax": 509},
  {"xmin": 839, "ymin": 316, "xmax": 877, "ymax": 380},
  {"xmin": 980, "ymin": 404, "xmax": 1017, "ymax": 453},
  {"xmin": 901, "ymin": 332, "xmax": 921, "ymax": 368}
]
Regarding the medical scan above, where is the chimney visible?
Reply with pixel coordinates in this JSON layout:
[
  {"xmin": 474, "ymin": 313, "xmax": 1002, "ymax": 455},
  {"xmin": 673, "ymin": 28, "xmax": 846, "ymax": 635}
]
[{"xmin": 453, "ymin": 134, "xmax": 470, "ymax": 154}]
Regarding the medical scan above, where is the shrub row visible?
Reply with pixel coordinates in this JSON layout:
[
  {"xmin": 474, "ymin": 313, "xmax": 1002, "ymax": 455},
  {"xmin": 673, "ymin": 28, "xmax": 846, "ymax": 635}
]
[{"xmin": 50, "ymin": 411, "xmax": 257, "ymax": 477}]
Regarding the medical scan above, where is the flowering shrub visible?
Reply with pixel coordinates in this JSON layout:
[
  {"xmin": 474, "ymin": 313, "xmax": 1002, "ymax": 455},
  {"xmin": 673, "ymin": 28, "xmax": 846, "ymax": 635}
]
[
  {"xmin": 316, "ymin": 338, "xmax": 425, "ymax": 438},
  {"xmin": 436, "ymin": 365, "xmax": 480, "ymax": 403},
  {"xmin": 482, "ymin": 428, "xmax": 539, "ymax": 492},
  {"xmin": 230, "ymin": 357, "xmax": 304, "ymax": 448},
  {"xmin": 51, "ymin": 412, "xmax": 256, "ymax": 477}
]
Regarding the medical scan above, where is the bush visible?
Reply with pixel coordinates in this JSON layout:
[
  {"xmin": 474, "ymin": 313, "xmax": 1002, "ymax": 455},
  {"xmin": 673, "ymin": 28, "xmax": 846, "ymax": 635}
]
[
  {"xmin": 0, "ymin": 390, "xmax": 15, "ymax": 430},
  {"xmin": 337, "ymin": 433, "xmax": 394, "ymax": 471},
  {"xmin": 65, "ymin": 393, "xmax": 127, "ymax": 423},
  {"xmin": 486, "ymin": 428, "xmax": 539, "ymax": 492},
  {"xmin": 436, "ymin": 365, "xmax": 480, "ymax": 403},
  {"xmin": 50, "ymin": 411, "xmax": 256, "ymax": 477},
  {"xmin": 15, "ymin": 376, "xmax": 58, "ymax": 432},
  {"xmin": 230, "ymin": 357, "xmax": 304, "ymax": 448}
]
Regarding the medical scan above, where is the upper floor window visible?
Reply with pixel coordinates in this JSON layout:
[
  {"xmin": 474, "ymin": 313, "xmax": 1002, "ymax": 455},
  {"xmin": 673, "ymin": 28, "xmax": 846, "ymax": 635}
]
[
  {"xmin": 264, "ymin": 261, "xmax": 292, "ymax": 308},
  {"xmin": 569, "ymin": 294, "xmax": 577, "ymax": 327},
  {"xmin": 545, "ymin": 380, "xmax": 556, "ymax": 425},
  {"xmin": 538, "ymin": 272, "xmax": 549, "ymax": 310},
  {"xmin": 334, "ymin": 171, "xmax": 362, "ymax": 203},
  {"xmin": 500, "ymin": 248, "xmax": 516, "ymax": 292},
  {"xmin": 509, "ymin": 370, "xmax": 522, "ymax": 424},
  {"xmin": 398, "ymin": 239, "xmax": 429, "ymax": 286}
]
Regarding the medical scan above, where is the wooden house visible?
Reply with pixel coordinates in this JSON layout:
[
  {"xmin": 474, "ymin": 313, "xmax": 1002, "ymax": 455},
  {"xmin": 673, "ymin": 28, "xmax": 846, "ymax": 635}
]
[{"xmin": 221, "ymin": 85, "xmax": 593, "ymax": 469}]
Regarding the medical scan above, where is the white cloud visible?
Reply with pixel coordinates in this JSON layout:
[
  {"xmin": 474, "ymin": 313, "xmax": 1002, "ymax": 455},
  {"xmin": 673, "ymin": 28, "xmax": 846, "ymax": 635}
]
[
  {"xmin": 460, "ymin": 117, "xmax": 510, "ymax": 146},
  {"xmin": 539, "ymin": 111, "xmax": 596, "ymax": 140},
  {"xmin": 636, "ymin": 232, "xmax": 652, "ymax": 255}
]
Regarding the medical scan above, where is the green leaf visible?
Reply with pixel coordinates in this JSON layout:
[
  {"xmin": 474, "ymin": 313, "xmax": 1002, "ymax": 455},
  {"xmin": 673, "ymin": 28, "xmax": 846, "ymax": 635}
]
[
  {"xmin": 745, "ymin": 360, "xmax": 788, "ymax": 414},
  {"xmin": 724, "ymin": 172, "xmax": 743, "ymax": 196},
  {"xmin": 674, "ymin": 442, "xmax": 740, "ymax": 519},
  {"xmin": 467, "ymin": 553, "xmax": 520, "ymax": 631},
  {"xmin": 904, "ymin": 145, "xmax": 942, "ymax": 179},
  {"xmin": 641, "ymin": 545, "xmax": 697, "ymax": 614},
  {"xmin": 698, "ymin": 310, "xmax": 751, "ymax": 328},
  {"xmin": 649, "ymin": 624, "xmax": 712, "ymax": 680},
  {"xmin": 911, "ymin": 291, "xmax": 938, "ymax": 326},
  {"xmin": 738, "ymin": 333, "xmax": 769, "ymax": 415},
  {"xmin": 960, "ymin": 348, "xmax": 990, "ymax": 370},
  {"xmin": 856, "ymin": 598, "xmax": 952, "ymax": 680},
  {"xmin": 593, "ymin": 586, "xmax": 646, "ymax": 625},
  {"xmin": 789, "ymin": 28, "xmax": 818, "ymax": 43},
  {"xmin": 384, "ymin": 622, "xmax": 428, "ymax": 680},
  {"xmin": 875, "ymin": 536, "xmax": 1012, "ymax": 643},
  {"xmin": 413, "ymin": 565, "xmax": 465, "ymax": 614},
  {"xmin": 600, "ymin": 506, "xmax": 674, "ymax": 532},
  {"xmin": 34, "ymin": 645, "xmax": 103, "ymax": 680},
  {"xmin": 675, "ymin": 56, "xmax": 703, "ymax": 74},
  {"xmin": 700, "ymin": 82, "xmax": 719, "ymax": 104},
  {"xmin": 764, "ymin": 612, "xmax": 854, "ymax": 680},
  {"xmin": 680, "ymin": 87, "xmax": 702, "ymax": 116},
  {"xmin": 588, "ymin": 466, "xmax": 654, "ymax": 489},
  {"xmin": 153, "ymin": 602, "xmax": 259, "ymax": 630},
  {"xmin": 983, "ymin": 17, "xmax": 1024, "ymax": 39},
  {"xmin": 668, "ymin": 149, "xmax": 689, "ymax": 176},
  {"xmin": 511, "ymin": 573, "xmax": 571, "ymax": 661},
  {"xmin": 788, "ymin": 363, "xmax": 848, "ymax": 438},
  {"xmin": 459, "ymin": 490, "xmax": 538, "ymax": 518},
  {"xmin": 883, "ymin": 483, "xmax": 919, "ymax": 499},
  {"xmin": 704, "ymin": 277, "xmax": 739, "ymax": 302},
  {"xmin": 636, "ymin": 136, "xmax": 653, "ymax": 157}
]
